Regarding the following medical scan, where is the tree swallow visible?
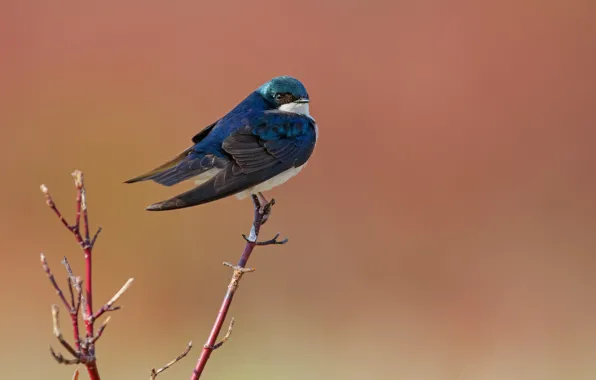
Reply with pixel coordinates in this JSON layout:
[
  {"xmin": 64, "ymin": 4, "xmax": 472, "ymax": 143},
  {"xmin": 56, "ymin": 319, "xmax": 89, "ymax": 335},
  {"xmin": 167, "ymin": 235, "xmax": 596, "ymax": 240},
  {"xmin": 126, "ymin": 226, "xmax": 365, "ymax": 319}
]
[{"xmin": 125, "ymin": 76, "xmax": 318, "ymax": 211}]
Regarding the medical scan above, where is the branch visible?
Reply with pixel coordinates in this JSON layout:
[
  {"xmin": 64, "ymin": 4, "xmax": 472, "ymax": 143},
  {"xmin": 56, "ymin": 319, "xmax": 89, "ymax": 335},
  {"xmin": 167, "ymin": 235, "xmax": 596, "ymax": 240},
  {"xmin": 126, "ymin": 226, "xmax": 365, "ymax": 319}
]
[
  {"xmin": 209, "ymin": 318, "xmax": 235, "ymax": 350},
  {"xmin": 40, "ymin": 254, "xmax": 73, "ymax": 313},
  {"xmin": 51, "ymin": 304, "xmax": 79, "ymax": 358},
  {"xmin": 41, "ymin": 254, "xmax": 82, "ymax": 352},
  {"xmin": 89, "ymin": 317, "xmax": 111, "ymax": 345},
  {"xmin": 242, "ymin": 232, "xmax": 288, "ymax": 246},
  {"xmin": 40, "ymin": 171, "xmax": 130, "ymax": 380},
  {"xmin": 189, "ymin": 194, "xmax": 286, "ymax": 379},
  {"xmin": 150, "ymin": 342, "xmax": 193, "ymax": 380},
  {"xmin": 92, "ymin": 278, "xmax": 134, "ymax": 321}
]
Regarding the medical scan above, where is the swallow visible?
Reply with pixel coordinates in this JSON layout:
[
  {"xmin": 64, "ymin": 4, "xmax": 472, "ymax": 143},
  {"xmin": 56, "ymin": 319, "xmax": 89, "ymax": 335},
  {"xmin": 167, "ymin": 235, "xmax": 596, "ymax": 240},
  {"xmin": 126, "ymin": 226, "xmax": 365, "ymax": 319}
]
[{"xmin": 125, "ymin": 76, "xmax": 318, "ymax": 211}]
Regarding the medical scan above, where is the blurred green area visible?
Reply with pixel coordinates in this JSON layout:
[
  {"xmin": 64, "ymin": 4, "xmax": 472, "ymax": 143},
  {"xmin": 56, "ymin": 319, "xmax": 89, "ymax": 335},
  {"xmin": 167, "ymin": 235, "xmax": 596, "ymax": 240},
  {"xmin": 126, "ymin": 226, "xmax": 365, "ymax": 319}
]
[{"xmin": 1, "ymin": 0, "xmax": 596, "ymax": 379}]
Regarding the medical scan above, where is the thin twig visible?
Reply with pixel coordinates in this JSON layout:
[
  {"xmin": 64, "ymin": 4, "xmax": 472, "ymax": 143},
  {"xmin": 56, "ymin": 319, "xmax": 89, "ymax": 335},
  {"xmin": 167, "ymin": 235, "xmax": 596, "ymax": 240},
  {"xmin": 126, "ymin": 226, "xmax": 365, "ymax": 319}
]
[
  {"xmin": 211, "ymin": 318, "xmax": 235, "ymax": 350},
  {"xmin": 74, "ymin": 279, "xmax": 83, "ymax": 316},
  {"xmin": 40, "ymin": 184, "xmax": 71, "ymax": 230},
  {"xmin": 50, "ymin": 346, "xmax": 81, "ymax": 366},
  {"xmin": 40, "ymin": 254, "xmax": 71, "ymax": 311},
  {"xmin": 61, "ymin": 257, "xmax": 78, "ymax": 291},
  {"xmin": 93, "ymin": 278, "xmax": 134, "ymax": 321},
  {"xmin": 52, "ymin": 305, "xmax": 79, "ymax": 358},
  {"xmin": 90, "ymin": 227, "xmax": 102, "ymax": 248},
  {"xmin": 150, "ymin": 342, "xmax": 193, "ymax": 380},
  {"xmin": 242, "ymin": 232, "xmax": 288, "ymax": 246},
  {"xmin": 89, "ymin": 317, "xmax": 111, "ymax": 345},
  {"xmin": 62, "ymin": 257, "xmax": 86, "ymax": 319},
  {"xmin": 67, "ymin": 277, "xmax": 76, "ymax": 311}
]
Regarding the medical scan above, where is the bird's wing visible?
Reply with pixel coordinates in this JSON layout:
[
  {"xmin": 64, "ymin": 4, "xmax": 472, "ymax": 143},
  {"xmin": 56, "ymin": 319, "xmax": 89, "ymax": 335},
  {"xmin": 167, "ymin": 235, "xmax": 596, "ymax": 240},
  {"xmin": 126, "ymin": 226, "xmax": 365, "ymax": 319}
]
[
  {"xmin": 124, "ymin": 120, "xmax": 223, "ymax": 186},
  {"xmin": 146, "ymin": 112, "xmax": 317, "ymax": 211},
  {"xmin": 191, "ymin": 120, "xmax": 219, "ymax": 143}
]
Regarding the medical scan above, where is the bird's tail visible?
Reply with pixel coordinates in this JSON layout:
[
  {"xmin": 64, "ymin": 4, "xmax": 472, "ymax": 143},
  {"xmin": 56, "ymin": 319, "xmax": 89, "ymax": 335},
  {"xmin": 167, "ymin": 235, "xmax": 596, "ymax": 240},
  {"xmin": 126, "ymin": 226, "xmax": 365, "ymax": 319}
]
[
  {"xmin": 145, "ymin": 176, "xmax": 234, "ymax": 211},
  {"xmin": 145, "ymin": 163, "xmax": 266, "ymax": 211}
]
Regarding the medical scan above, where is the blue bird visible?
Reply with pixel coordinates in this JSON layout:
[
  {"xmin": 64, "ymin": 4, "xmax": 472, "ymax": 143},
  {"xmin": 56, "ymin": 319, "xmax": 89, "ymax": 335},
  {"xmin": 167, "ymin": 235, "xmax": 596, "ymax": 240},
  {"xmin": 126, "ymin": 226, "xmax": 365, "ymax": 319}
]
[{"xmin": 125, "ymin": 76, "xmax": 318, "ymax": 211}]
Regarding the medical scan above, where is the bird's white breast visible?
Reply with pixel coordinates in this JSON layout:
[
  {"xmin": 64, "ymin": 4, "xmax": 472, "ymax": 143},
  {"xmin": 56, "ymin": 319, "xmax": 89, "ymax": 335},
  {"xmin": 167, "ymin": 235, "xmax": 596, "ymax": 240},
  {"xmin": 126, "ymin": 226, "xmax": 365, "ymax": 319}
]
[
  {"xmin": 278, "ymin": 102, "xmax": 318, "ymax": 141},
  {"xmin": 234, "ymin": 163, "xmax": 307, "ymax": 199}
]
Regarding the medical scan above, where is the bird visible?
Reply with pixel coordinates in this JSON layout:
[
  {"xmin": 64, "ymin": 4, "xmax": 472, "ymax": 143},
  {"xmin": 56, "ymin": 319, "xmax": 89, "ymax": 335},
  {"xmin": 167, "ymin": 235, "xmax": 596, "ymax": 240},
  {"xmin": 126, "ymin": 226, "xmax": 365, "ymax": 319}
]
[{"xmin": 125, "ymin": 76, "xmax": 318, "ymax": 211}]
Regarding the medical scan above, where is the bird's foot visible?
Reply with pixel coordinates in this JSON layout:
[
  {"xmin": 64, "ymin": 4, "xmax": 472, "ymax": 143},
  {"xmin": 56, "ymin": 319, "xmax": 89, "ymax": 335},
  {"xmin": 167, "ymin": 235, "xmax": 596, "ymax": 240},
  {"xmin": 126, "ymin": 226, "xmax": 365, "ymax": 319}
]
[
  {"xmin": 247, "ymin": 193, "xmax": 286, "ymax": 243},
  {"xmin": 255, "ymin": 192, "xmax": 275, "ymax": 225},
  {"xmin": 257, "ymin": 192, "xmax": 268, "ymax": 207}
]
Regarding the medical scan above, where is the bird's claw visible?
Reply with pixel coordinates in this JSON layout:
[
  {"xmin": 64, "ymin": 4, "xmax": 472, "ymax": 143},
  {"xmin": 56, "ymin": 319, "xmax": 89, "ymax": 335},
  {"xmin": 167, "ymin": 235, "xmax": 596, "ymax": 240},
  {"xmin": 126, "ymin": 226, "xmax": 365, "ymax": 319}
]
[
  {"xmin": 258, "ymin": 198, "xmax": 275, "ymax": 224},
  {"xmin": 252, "ymin": 193, "xmax": 275, "ymax": 225}
]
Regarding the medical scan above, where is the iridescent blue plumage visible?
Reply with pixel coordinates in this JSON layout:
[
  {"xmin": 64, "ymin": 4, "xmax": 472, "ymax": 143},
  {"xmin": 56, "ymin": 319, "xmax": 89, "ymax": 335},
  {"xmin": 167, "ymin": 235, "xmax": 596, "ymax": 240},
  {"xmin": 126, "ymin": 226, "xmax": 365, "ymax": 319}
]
[{"xmin": 125, "ymin": 76, "xmax": 317, "ymax": 211}]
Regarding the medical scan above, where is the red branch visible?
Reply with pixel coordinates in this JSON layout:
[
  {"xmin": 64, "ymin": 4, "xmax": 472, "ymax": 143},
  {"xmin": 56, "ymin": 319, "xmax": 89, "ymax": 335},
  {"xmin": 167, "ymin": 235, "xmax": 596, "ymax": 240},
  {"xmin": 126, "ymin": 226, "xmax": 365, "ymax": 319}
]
[
  {"xmin": 40, "ymin": 171, "xmax": 133, "ymax": 380},
  {"xmin": 189, "ymin": 194, "xmax": 286, "ymax": 379},
  {"xmin": 41, "ymin": 171, "xmax": 286, "ymax": 379}
]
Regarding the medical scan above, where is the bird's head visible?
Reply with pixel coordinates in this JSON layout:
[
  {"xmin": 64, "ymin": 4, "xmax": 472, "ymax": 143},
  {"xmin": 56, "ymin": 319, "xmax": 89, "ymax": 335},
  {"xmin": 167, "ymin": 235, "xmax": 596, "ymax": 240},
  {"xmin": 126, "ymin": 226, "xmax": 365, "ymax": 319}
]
[{"xmin": 258, "ymin": 76, "xmax": 311, "ymax": 116}]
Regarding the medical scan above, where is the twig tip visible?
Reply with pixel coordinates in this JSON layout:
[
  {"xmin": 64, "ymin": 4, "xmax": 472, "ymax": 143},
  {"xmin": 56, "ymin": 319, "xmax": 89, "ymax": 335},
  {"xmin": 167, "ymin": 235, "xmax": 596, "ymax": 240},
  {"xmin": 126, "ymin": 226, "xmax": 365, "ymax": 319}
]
[
  {"xmin": 51, "ymin": 304, "xmax": 60, "ymax": 337},
  {"xmin": 103, "ymin": 278, "xmax": 134, "ymax": 311},
  {"xmin": 71, "ymin": 170, "xmax": 83, "ymax": 183}
]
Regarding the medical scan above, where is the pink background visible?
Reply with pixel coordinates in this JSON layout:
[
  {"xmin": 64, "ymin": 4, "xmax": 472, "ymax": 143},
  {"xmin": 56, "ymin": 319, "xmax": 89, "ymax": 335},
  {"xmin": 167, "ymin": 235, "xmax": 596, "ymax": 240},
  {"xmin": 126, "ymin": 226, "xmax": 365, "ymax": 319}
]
[{"xmin": 2, "ymin": 0, "xmax": 596, "ymax": 379}]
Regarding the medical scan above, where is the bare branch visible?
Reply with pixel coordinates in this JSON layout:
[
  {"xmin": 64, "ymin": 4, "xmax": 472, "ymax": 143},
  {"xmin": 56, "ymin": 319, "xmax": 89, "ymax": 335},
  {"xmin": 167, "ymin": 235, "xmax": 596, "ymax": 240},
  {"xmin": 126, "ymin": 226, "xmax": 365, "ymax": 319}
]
[
  {"xmin": 71, "ymin": 170, "xmax": 89, "ymax": 242},
  {"xmin": 67, "ymin": 277, "xmax": 76, "ymax": 310},
  {"xmin": 189, "ymin": 195, "xmax": 284, "ymax": 379},
  {"xmin": 41, "ymin": 171, "xmax": 113, "ymax": 380},
  {"xmin": 61, "ymin": 257, "xmax": 78, "ymax": 290},
  {"xmin": 93, "ymin": 278, "xmax": 134, "ymax": 320},
  {"xmin": 222, "ymin": 261, "xmax": 256, "ymax": 273},
  {"xmin": 50, "ymin": 346, "xmax": 81, "ymax": 366},
  {"xmin": 150, "ymin": 342, "xmax": 193, "ymax": 380},
  {"xmin": 90, "ymin": 227, "xmax": 102, "ymax": 248},
  {"xmin": 41, "ymin": 254, "xmax": 71, "ymax": 311},
  {"xmin": 211, "ymin": 318, "xmax": 235, "ymax": 350},
  {"xmin": 51, "ymin": 305, "xmax": 79, "ymax": 358},
  {"xmin": 74, "ymin": 279, "xmax": 83, "ymax": 316},
  {"xmin": 242, "ymin": 232, "xmax": 288, "ymax": 246},
  {"xmin": 40, "ymin": 184, "xmax": 72, "ymax": 231},
  {"xmin": 89, "ymin": 316, "xmax": 111, "ymax": 345},
  {"xmin": 61, "ymin": 257, "xmax": 86, "ymax": 319}
]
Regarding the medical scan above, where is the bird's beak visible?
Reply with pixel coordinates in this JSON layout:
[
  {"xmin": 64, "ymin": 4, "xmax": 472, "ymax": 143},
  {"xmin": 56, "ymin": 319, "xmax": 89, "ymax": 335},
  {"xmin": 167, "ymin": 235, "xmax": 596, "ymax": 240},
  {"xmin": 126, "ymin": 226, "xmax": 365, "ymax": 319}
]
[{"xmin": 295, "ymin": 98, "xmax": 310, "ymax": 104}]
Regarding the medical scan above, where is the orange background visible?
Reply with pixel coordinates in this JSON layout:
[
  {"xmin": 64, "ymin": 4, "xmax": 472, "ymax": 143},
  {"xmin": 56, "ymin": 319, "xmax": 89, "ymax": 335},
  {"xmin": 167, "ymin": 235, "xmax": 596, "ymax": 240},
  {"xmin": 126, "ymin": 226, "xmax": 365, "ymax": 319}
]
[{"xmin": 2, "ymin": 1, "xmax": 596, "ymax": 379}]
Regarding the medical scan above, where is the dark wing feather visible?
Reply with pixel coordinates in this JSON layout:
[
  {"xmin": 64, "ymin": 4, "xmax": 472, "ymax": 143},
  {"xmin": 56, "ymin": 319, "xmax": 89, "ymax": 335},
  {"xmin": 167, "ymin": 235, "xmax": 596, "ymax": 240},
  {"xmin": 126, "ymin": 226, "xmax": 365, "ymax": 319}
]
[
  {"xmin": 125, "ymin": 120, "xmax": 223, "ymax": 186},
  {"xmin": 146, "ymin": 112, "xmax": 316, "ymax": 211},
  {"xmin": 124, "ymin": 147, "xmax": 194, "ymax": 185},
  {"xmin": 148, "ymin": 153, "xmax": 227, "ymax": 186},
  {"xmin": 192, "ymin": 120, "xmax": 218, "ymax": 143},
  {"xmin": 221, "ymin": 129, "xmax": 278, "ymax": 174}
]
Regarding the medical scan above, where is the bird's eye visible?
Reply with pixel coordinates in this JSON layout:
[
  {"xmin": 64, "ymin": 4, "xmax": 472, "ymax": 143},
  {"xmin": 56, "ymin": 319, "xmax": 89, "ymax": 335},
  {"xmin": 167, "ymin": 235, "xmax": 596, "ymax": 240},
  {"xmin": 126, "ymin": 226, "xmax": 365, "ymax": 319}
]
[{"xmin": 274, "ymin": 93, "xmax": 295, "ymax": 104}]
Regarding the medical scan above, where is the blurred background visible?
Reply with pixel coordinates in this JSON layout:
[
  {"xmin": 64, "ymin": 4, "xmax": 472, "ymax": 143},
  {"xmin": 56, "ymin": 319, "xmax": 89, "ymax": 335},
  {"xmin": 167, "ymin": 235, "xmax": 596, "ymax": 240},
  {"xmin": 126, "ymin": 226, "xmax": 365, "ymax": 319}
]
[{"xmin": 2, "ymin": 0, "xmax": 596, "ymax": 379}]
